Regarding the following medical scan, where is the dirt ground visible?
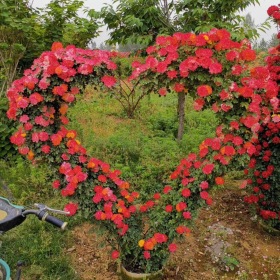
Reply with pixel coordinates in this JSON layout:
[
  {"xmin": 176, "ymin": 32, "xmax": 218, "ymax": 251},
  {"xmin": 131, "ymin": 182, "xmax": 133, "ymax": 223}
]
[{"xmin": 66, "ymin": 182, "xmax": 280, "ymax": 280}]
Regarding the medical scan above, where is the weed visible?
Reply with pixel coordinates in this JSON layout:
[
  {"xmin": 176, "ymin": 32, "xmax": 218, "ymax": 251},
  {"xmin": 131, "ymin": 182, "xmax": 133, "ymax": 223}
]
[{"xmin": 222, "ymin": 255, "xmax": 239, "ymax": 272}]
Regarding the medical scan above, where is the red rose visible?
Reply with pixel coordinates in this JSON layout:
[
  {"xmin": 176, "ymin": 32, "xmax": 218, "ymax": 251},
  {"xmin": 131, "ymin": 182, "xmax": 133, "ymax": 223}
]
[
  {"xmin": 176, "ymin": 202, "xmax": 187, "ymax": 212},
  {"xmin": 64, "ymin": 202, "xmax": 78, "ymax": 216},
  {"xmin": 154, "ymin": 233, "xmax": 168, "ymax": 243},
  {"xmin": 163, "ymin": 185, "xmax": 172, "ymax": 194},
  {"xmin": 197, "ymin": 85, "xmax": 212, "ymax": 97},
  {"xmin": 226, "ymin": 50, "xmax": 239, "ymax": 61},
  {"xmin": 183, "ymin": 211, "xmax": 192, "ymax": 219},
  {"xmin": 267, "ymin": 5, "xmax": 279, "ymax": 16},
  {"xmin": 181, "ymin": 188, "xmax": 191, "ymax": 197},
  {"xmin": 215, "ymin": 177, "xmax": 224, "ymax": 185},
  {"xmin": 153, "ymin": 193, "xmax": 161, "ymax": 200},
  {"xmin": 51, "ymin": 42, "xmax": 63, "ymax": 51},
  {"xmin": 202, "ymin": 163, "xmax": 214, "ymax": 174},
  {"xmin": 165, "ymin": 205, "xmax": 173, "ymax": 213},
  {"xmin": 209, "ymin": 62, "xmax": 223, "ymax": 74},
  {"xmin": 174, "ymin": 83, "xmax": 185, "ymax": 93},
  {"xmin": 143, "ymin": 251, "xmax": 151, "ymax": 259},
  {"xmin": 176, "ymin": 226, "xmax": 186, "ymax": 234},
  {"xmin": 240, "ymin": 49, "xmax": 256, "ymax": 61},
  {"xmin": 101, "ymin": 75, "xmax": 116, "ymax": 88},
  {"xmin": 200, "ymin": 191, "xmax": 209, "ymax": 200},
  {"xmin": 41, "ymin": 145, "xmax": 51, "ymax": 154},
  {"xmin": 193, "ymin": 98, "xmax": 205, "ymax": 111},
  {"xmin": 200, "ymin": 181, "xmax": 209, "ymax": 190},
  {"xmin": 111, "ymin": 250, "xmax": 120, "ymax": 259},
  {"xmin": 159, "ymin": 87, "xmax": 167, "ymax": 96},
  {"xmin": 168, "ymin": 243, "xmax": 177, "ymax": 252}
]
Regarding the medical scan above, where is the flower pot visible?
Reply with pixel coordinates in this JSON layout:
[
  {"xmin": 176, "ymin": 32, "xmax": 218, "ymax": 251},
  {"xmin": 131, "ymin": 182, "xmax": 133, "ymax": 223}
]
[
  {"xmin": 258, "ymin": 219, "xmax": 280, "ymax": 236},
  {"xmin": 119, "ymin": 265, "xmax": 163, "ymax": 280}
]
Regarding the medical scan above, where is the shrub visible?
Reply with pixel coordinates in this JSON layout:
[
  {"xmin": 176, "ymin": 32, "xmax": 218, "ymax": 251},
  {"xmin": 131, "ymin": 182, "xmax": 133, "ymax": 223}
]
[
  {"xmin": 244, "ymin": 5, "xmax": 280, "ymax": 230},
  {"xmin": 0, "ymin": 98, "xmax": 18, "ymax": 159}
]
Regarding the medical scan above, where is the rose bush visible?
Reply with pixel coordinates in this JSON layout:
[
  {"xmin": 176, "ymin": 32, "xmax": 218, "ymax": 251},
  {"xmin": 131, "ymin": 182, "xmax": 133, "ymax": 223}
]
[
  {"xmin": 6, "ymin": 20, "xmax": 278, "ymax": 275},
  {"xmin": 244, "ymin": 4, "xmax": 280, "ymax": 230}
]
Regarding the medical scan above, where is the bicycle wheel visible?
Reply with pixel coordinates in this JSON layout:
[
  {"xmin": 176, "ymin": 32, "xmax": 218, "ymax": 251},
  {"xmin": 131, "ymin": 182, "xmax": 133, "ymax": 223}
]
[
  {"xmin": 0, "ymin": 259, "xmax": 10, "ymax": 280},
  {"xmin": 0, "ymin": 265, "xmax": 6, "ymax": 280}
]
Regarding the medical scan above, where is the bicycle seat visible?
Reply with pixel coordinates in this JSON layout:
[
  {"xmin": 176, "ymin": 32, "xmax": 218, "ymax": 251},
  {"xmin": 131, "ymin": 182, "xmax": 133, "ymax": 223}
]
[{"xmin": 0, "ymin": 197, "xmax": 26, "ymax": 232}]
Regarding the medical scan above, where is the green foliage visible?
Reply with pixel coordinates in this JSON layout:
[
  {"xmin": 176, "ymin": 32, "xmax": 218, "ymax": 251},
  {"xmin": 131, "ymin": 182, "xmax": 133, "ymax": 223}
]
[
  {"xmin": 99, "ymin": 0, "xmax": 266, "ymax": 47},
  {"xmin": 118, "ymin": 43, "xmax": 144, "ymax": 52},
  {"xmin": 0, "ymin": 98, "xmax": 17, "ymax": 159},
  {"xmin": 222, "ymin": 255, "xmax": 239, "ymax": 271},
  {"xmin": 39, "ymin": 0, "xmax": 101, "ymax": 49},
  {"xmin": 0, "ymin": 0, "xmax": 101, "ymax": 95},
  {"xmin": 0, "ymin": 158, "xmax": 54, "ymax": 203},
  {"xmin": 268, "ymin": 33, "xmax": 279, "ymax": 48},
  {"xmin": 0, "ymin": 0, "xmax": 41, "ymax": 95},
  {"xmin": 174, "ymin": 0, "xmax": 267, "ymax": 40},
  {"xmin": 99, "ymin": 0, "xmax": 175, "ymax": 47},
  {"xmin": 0, "ymin": 156, "xmax": 77, "ymax": 279},
  {"xmin": 182, "ymin": 102, "xmax": 218, "ymax": 152},
  {"xmin": 254, "ymin": 34, "xmax": 279, "ymax": 51},
  {"xmin": 0, "ymin": 216, "xmax": 78, "ymax": 280}
]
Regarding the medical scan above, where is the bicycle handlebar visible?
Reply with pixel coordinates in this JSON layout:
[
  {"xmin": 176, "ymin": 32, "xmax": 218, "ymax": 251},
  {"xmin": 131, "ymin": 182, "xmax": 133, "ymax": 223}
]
[
  {"xmin": 0, "ymin": 196, "xmax": 69, "ymax": 232},
  {"xmin": 37, "ymin": 211, "xmax": 67, "ymax": 230}
]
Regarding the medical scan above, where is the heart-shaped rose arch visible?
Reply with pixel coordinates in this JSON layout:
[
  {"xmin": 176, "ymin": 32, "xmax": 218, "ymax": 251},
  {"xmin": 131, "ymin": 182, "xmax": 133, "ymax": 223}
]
[{"xmin": 7, "ymin": 28, "xmax": 278, "ymax": 272}]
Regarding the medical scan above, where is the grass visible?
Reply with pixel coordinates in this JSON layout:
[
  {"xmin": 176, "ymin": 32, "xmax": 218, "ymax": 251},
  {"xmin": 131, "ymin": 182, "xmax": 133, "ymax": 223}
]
[
  {"xmin": 68, "ymin": 88, "xmax": 218, "ymax": 196},
  {"xmin": 0, "ymin": 215, "xmax": 78, "ymax": 280},
  {"xmin": 0, "ymin": 160, "xmax": 79, "ymax": 280},
  {"xmin": 0, "ymin": 157, "xmax": 54, "ymax": 204}
]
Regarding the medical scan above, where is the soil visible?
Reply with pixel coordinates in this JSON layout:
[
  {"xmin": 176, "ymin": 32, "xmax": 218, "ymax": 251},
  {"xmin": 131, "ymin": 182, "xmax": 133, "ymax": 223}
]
[{"xmin": 66, "ymin": 181, "xmax": 280, "ymax": 280}]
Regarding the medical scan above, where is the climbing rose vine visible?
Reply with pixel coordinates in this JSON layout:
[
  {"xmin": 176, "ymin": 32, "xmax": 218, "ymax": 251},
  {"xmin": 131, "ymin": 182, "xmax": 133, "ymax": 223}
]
[
  {"xmin": 7, "ymin": 22, "xmax": 278, "ymax": 273},
  {"xmin": 244, "ymin": 4, "xmax": 280, "ymax": 230}
]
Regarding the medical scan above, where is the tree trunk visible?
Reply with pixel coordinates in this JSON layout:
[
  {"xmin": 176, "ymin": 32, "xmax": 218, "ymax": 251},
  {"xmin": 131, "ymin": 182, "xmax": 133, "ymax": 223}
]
[{"xmin": 177, "ymin": 92, "xmax": 186, "ymax": 141}]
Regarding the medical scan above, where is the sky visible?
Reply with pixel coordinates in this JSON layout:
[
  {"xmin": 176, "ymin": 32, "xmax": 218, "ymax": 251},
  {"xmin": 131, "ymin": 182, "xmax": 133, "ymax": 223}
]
[{"xmin": 31, "ymin": 0, "xmax": 278, "ymax": 46}]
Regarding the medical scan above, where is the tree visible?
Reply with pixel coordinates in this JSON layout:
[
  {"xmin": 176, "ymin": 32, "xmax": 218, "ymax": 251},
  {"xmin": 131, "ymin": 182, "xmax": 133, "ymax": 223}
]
[
  {"xmin": 243, "ymin": 13, "xmax": 258, "ymax": 44},
  {"xmin": 244, "ymin": 13, "xmax": 255, "ymax": 29},
  {"xmin": 173, "ymin": 0, "xmax": 266, "ymax": 39},
  {"xmin": 90, "ymin": 41, "xmax": 97, "ymax": 49},
  {"xmin": 118, "ymin": 43, "xmax": 143, "ymax": 52},
  {"xmin": 99, "ymin": 42, "xmax": 113, "ymax": 50},
  {"xmin": 98, "ymin": 0, "xmax": 266, "ymax": 140},
  {"xmin": 258, "ymin": 38, "xmax": 268, "ymax": 51},
  {"xmin": 268, "ymin": 33, "xmax": 279, "ymax": 48},
  {"xmin": 0, "ymin": 0, "xmax": 41, "ymax": 96},
  {"xmin": 99, "ymin": 0, "xmax": 175, "ymax": 47},
  {"xmin": 99, "ymin": 0, "xmax": 266, "ymax": 48},
  {"xmin": 38, "ymin": 0, "xmax": 100, "ymax": 49},
  {"xmin": 0, "ymin": 0, "xmax": 101, "ymax": 96}
]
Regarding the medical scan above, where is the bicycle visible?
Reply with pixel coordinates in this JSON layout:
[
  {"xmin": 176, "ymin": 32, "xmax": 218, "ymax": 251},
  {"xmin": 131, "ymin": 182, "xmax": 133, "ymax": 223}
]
[{"xmin": 0, "ymin": 196, "xmax": 69, "ymax": 280}]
